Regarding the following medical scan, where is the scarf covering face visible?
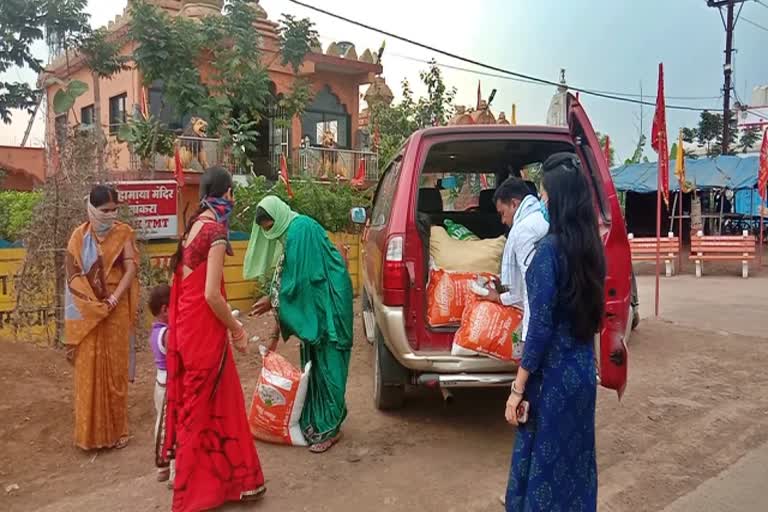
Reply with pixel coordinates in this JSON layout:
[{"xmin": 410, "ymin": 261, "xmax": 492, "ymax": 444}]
[
  {"xmin": 201, "ymin": 196, "xmax": 234, "ymax": 255},
  {"xmin": 87, "ymin": 200, "xmax": 118, "ymax": 236},
  {"xmin": 243, "ymin": 196, "xmax": 298, "ymax": 280}
]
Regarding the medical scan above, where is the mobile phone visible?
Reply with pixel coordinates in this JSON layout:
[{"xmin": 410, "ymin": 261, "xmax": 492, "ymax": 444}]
[{"xmin": 516, "ymin": 400, "xmax": 530, "ymax": 424}]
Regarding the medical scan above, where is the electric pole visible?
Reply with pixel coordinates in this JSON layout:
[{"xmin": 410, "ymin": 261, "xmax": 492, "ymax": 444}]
[{"xmin": 708, "ymin": 0, "xmax": 747, "ymax": 155}]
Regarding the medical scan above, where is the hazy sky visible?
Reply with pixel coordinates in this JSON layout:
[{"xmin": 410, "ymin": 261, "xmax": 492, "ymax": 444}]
[{"xmin": 2, "ymin": 0, "xmax": 767, "ymax": 161}]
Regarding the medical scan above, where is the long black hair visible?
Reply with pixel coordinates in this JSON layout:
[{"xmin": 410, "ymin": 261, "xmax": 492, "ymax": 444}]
[
  {"xmin": 170, "ymin": 166, "xmax": 233, "ymax": 270},
  {"xmin": 541, "ymin": 152, "xmax": 606, "ymax": 341}
]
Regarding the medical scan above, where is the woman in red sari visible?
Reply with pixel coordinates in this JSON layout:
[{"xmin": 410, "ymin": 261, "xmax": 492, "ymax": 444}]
[{"xmin": 165, "ymin": 167, "xmax": 265, "ymax": 511}]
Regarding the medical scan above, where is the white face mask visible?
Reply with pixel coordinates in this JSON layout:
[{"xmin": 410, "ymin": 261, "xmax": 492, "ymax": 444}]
[{"xmin": 87, "ymin": 200, "xmax": 118, "ymax": 235}]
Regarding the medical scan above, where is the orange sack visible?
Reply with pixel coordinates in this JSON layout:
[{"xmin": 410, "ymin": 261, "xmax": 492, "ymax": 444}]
[
  {"xmin": 453, "ymin": 296, "xmax": 523, "ymax": 361},
  {"xmin": 248, "ymin": 348, "xmax": 311, "ymax": 446},
  {"xmin": 427, "ymin": 269, "xmax": 494, "ymax": 326}
]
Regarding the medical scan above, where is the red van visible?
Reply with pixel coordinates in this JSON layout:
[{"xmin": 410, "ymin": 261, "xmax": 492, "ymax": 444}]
[{"xmin": 359, "ymin": 92, "xmax": 633, "ymax": 409}]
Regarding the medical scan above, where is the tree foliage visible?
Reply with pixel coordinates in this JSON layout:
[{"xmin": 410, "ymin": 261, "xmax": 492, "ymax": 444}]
[
  {"xmin": 278, "ymin": 14, "xmax": 320, "ymax": 73},
  {"xmin": 681, "ymin": 110, "xmax": 742, "ymax": 157},
  {"xmin": 371, "ymin": 60, "xmax": 456, "ymax": 164},
  {"xmin": 0, "ymin": 0, "xmax": 89, "ymax": 123},
  {"xmin": 0, "ymin": 190, "xmax": 41, "ymax": 242},
  {"xmin": 738, "ymin": 125, "xmax": 762, "ymax": 153}
]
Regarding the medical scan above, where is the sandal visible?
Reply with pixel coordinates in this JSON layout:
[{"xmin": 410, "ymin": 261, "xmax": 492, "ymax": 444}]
[
  {"xmin": 309, "ymin": 432, "xmax": 342, "ymax": 454},
  {"xmin": 114, "ymin": 436, "xmax": 130, "ymax": 450},
  {"xmin": 241, "ymin": 485, "xmax": 267, "ymax": 502}
]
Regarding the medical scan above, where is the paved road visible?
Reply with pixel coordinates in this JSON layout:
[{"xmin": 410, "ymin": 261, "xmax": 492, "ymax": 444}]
[{"xmin": 662, "ymin": 441, "xmax": 768, "ymax": 512}]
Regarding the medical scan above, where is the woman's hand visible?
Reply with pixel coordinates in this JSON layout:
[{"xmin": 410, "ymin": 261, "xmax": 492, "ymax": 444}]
[
  {"xmin": 480, "ymin": 287, "xmax": 500, "ymax": 303},
  {"xmin": 66, "ymin": 346, "xmax": 77, "ymax": 366},
  {"xmin": 250, "ymin": 296, "xmax": 272, "ymax": 317},
  {"xmin": 105, "ymin": 294, "xmax": 119, "ymax": 311},
  {"xmin": 231, "ymin": 323, "xmax": 249, "ymax": 353},
  {"xmin": 505, "ymin": 392, "xmax": 523, "ymax": 426}
]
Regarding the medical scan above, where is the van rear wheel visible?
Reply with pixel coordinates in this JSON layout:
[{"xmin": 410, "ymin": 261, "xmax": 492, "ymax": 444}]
[{"xmin": 373, "ymin": 329, "xmax": 407, "ymax": 411}]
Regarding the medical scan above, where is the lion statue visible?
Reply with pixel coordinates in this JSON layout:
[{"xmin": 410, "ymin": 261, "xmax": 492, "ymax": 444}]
[{"xmin": 167, "ymin": 117, "xmax": 210, "ymax": 172}]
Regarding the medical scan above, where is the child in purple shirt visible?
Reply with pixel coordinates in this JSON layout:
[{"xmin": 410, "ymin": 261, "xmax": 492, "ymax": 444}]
[{"xmin": 149, "ymin": 284, "xmax": 172, "ymax": 483}]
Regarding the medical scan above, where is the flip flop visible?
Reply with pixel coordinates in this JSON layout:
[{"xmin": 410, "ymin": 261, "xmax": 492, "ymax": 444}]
[
  {"xmin": 309, "ymin": 432, "xmax": 342, "ymax": 454},
  {"xmin": 241, "ymin": 485, "xmax": 267, "ymax": 502}
]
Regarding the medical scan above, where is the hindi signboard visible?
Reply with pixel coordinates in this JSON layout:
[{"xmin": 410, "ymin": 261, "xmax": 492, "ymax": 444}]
[{"xmin": 115, "ymin": 181, "xmax": 178, "ymax": 239}]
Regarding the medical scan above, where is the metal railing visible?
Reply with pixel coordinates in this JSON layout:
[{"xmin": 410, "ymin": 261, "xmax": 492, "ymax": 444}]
[
  {"xmin": 130, "ymin": 136, "xmax": 231, "ymax": 173},
  {"xmin": 295, "ymin": 146, "xmax": 379, "ymax": 182}
]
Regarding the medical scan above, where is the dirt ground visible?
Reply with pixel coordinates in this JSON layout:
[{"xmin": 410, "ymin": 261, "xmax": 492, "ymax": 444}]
[{"xmin": 2, "ymin": 275, "xmax": 768, "ymax": 512}]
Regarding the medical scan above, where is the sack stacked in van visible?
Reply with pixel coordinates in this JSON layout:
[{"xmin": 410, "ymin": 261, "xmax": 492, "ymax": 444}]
[
  {"xmin": 427, "ymin": 269, "xmax": 495, "ymax": 326},
  {"xmin": 429, "ymin": 227, "xmax": 505, "ymax": 275},
  {"xmin": 452, "ymin": 295, "xmax": 523, "ymax": 362}
]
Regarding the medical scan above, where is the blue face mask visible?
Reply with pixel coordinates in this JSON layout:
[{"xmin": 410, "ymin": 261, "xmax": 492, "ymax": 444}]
[{"xmin": 540, "ymin": 200, "xmax": 550, "ymax": 223}]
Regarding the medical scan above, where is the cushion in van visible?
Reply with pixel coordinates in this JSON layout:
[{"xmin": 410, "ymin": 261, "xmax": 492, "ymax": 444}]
[{"xmin": 430, "ymin": 227, "xmax": 506, "ymax": 274}]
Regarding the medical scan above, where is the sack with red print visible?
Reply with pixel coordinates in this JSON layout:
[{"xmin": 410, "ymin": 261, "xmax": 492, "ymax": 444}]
[{"xmin": 452, "ymin": 296, "xmax": 523, "ymax": 361}]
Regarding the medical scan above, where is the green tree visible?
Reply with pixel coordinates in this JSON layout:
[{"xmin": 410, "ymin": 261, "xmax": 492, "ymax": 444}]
[
  {"xmin": 128, "ymin": 0, "xmax": 317, "ymax": 174},
  {"xmin": 738, "ymin": 125, "xmax": 761, "ymax": 153},
  {"xmin": 624, "ymin": 134, "xmax": 647, "ymax": 165},
  {"xmin": 371, "ymin": 60, "xmax": 456, "ymax": 164},
  {"xmin": 0, "ymin": 0, "xmax": 89, "ymax": 124}
]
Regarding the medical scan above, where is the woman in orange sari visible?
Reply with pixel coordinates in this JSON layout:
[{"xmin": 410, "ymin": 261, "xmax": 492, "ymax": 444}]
[
  {"xmin": 65, "ymin": 185, "xmax": 139, "ymax": 450},
  {"xmin": 164, "ymin": 167, "xmax": 265, "ymax": 512}
]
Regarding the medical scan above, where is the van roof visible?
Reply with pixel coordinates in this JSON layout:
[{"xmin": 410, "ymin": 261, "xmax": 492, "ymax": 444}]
[{"xmin": 414, "ymin": 124, "xmax": 571, "ymax": 138}]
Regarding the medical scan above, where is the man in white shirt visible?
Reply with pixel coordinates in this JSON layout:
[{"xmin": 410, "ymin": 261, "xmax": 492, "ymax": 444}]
[{"xmin": 481, "ymin": 176, "xmax": 549, "ymax": 358}]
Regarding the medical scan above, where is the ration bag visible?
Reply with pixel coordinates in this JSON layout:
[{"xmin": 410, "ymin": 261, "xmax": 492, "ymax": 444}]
[
  {"xmin": 248, "ymin": 347, "xmax": 311, "ymax": 446},
  {"xmin": 427, "ymin": 269, "xmax": 494, "ymax": 326},
  {"xmin": 452, "ymin": 296, "xmax": 523, "ymax": 362}
]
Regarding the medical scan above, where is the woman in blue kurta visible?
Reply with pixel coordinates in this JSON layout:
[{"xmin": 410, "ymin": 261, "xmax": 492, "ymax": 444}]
[{"xmin": 504, "ymin": 153, "xmax": 606, "ymax": 512}]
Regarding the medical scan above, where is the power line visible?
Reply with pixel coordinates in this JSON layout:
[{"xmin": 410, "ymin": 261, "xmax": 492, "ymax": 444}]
[
  {"xmin": 389, "ymin": 52, "xmax": 721, "ymax": 101},
  {"xmin": 289, "ymin": 0, "xmax": 720, "ymax": 112},
  {"xmin": 754, "ymin": 0, "xmax": 768, "ymax": 10},
  {"xmin": 741, "ymin": 16, "xmax": 768, "ymax": 32}
]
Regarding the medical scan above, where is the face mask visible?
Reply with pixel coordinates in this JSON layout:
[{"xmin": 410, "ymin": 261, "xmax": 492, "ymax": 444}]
[
  {"xmin": 202, "ymin": 196, "xmax": 234, "ymax": 224},
  {"xmin": 540, "ymin": 199, "xmax": 550, "ymax": 224},
  {"xmin": 87, "ymin": 201, "xmax": 118, "ymax": 236}
]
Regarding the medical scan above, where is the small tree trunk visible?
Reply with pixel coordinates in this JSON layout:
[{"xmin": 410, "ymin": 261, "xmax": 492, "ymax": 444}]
[
  {"xmin": 53, "ymin": 176, "xmax": 65, "ymax": 344},
  {"xmin": 92, "ymin": 72, "xmax": 105, "ymax": 174}
]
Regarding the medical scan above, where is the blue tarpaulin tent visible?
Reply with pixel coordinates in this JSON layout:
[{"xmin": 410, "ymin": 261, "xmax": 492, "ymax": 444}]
[{"xmin": 611, "ymin": 155, "xmax": 759, "ymax": 193}]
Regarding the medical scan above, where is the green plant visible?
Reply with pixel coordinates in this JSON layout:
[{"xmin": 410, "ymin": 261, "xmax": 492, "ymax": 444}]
[
  {"xmin": 278, "ymin": 14, "xmax": 320, "ymax": 73},
  {"xmin": 232, "ymin": 177, "xmax": 371, "ymax": 233},
  {"xmin": 0, "ymin": 191, "xmax": 42, "ymax": 242},
  {"xmin": 221, "ymin": 115, "xmax": 261, "ymax": 174},
  {"xmin": 118, "ymin": 115, "xmax": 176, "ymax": 169},
  {"xmin": 49, "ymin": 78, "xmax": 89, "ymax": 115}
]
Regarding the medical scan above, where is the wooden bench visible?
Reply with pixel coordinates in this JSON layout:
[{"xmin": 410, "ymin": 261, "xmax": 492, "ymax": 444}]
[
  {"xmin": 689, "ymin": 231, "xmax": 756, "ymax": 278},
  {"xmin": 628, "ymin": 233, "xmax": 681, "ymax": 277}
]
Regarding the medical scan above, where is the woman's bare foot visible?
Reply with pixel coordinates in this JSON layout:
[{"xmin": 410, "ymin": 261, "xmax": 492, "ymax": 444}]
[{"xmin": 114, "ymin": 436, "xmax": 130, "ymax": 450}]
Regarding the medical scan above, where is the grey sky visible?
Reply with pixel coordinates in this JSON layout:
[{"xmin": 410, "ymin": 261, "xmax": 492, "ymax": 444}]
[{"xmin": 2, "ymin": 0, "xmax": 766, "ymax": 162}]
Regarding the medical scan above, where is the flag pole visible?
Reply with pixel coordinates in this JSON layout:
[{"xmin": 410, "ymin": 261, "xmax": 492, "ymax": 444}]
[
  {"xmin": 678, "ymin": 188, "xmax": 683, "ymax": 271},
  {"xmin": 760, "ymin": 194, "xmax": 765, "ymax": 266},
  {"xmin": 655, "ymin": 156, "xmax": 662, "ymax": 318}
]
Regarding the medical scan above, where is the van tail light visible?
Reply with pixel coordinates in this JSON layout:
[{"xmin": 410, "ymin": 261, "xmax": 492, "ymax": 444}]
[{"xmin": 382, "ymin": 235, "xmax": 407, "ymax": 306}]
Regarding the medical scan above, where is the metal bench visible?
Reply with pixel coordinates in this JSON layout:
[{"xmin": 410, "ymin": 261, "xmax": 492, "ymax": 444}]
[
  {"xmin": 628, "ymin": 233, "xmax": 681, "ymax": 277},
  {"xmin": 689, "ymin": 230, "xmax": 756, "ymax": 278}
]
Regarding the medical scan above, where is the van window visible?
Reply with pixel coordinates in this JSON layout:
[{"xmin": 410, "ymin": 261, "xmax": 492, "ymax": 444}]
[
  {"xmin": 420, "ymin": 173, "xmax": 495, "ymax": 212},
  {"xmin": 370, "ymin": 159, "xmax": 402, "ymax": 227},
  {"xmin": 579, "ymin": 142, "xmax": 612, "ymax": 223}
]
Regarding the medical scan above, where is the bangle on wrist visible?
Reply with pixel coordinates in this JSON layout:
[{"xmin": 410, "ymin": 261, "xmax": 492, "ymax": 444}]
[{"xmin": 511, "ymin": 381, "xmax": 524, "ymax": 396}]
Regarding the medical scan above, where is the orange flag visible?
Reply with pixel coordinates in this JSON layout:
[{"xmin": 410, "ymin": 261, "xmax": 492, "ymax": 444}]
[{"xmin": 280, "ymin": 153, "xmax": 294, "ymax": 198}]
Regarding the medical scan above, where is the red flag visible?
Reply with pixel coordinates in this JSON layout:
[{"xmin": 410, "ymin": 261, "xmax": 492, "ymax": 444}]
[
  {"xmin": 280, "ymin": 153, "xmax": 294, "ymax": 199},
  {"xmin": 759, "ymin": 127, "xmax": 768, "ymax": 201},
  {"xmin": 651, "ymin": 63, "xmax": 669, "ymax": 205},
  {"xmin": 604, "ymin": 135, "xmax": 611, "ymax": 167},
  {"xmin": 351, "ymin": 158, "xmax": 366, "ymax": 187},
  {"xmin": 174, "ymin": 146, "xmax": 185, "ymax": 188},
  {"xmin": 476, "ymin": 80, "xmax": 482, "ymax": 110}
]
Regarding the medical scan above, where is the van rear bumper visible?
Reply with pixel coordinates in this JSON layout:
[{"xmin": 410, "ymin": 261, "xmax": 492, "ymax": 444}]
[{"xmin": 373, "ymin": 298, "xmax": 517, "ymax": 374}]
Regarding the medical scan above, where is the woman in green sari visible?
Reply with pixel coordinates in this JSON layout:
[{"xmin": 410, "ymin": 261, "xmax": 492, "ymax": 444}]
[{"xmin": 244, "ymin": 196, "xmax": 353, "ymax": 453}]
